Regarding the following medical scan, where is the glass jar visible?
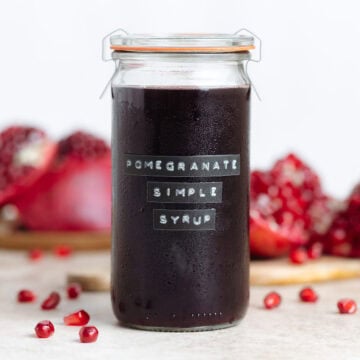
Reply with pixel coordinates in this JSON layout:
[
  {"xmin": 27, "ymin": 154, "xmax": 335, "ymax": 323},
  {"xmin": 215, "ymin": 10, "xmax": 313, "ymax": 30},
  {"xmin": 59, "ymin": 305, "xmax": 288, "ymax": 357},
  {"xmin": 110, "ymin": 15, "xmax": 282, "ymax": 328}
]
[{"xmin": 109, "ymin": 32, "xmax": 255, "ymax": 331}]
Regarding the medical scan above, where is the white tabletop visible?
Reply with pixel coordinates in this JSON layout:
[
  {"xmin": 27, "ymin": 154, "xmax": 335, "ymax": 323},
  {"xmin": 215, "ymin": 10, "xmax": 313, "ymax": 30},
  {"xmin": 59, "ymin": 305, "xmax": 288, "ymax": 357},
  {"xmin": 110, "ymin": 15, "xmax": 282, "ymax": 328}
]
[{"xmin": 0, "ymin": 250, "xmax": 359, "ymax": 360}]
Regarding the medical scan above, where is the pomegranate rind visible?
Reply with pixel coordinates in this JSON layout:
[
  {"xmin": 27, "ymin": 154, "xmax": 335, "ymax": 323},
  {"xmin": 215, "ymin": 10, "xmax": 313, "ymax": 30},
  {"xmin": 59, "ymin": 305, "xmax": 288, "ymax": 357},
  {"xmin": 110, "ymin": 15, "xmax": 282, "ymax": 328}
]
[
  {"xmin": 250, "ymin": 213, "xmax": 305, "ymax": 257},
  {"xmin": 13, "ymin": 155, "xmax": 111, "ymax": 231}
]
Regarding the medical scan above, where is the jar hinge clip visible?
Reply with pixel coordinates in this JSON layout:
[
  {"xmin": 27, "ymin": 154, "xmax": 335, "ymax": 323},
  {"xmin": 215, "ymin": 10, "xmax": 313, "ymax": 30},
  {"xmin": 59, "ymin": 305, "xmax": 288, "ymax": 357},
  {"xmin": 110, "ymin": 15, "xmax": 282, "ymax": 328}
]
[
  {"xmin": 234, "ymin": 28, "xmax": 262, "ymax": 101},
  {"xmin": 99, "ymin": 28, "xmax": 128, "ymax": 99}
]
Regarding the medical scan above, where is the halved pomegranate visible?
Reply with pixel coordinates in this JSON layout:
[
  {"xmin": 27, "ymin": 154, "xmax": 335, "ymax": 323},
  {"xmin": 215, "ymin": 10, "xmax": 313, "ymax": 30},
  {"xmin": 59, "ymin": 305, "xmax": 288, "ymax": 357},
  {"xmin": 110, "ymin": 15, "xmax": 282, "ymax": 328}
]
[
  {"xmin": 0, "ymin": 126, "xmax": 56, "ymax": 206},
  {"xmin": 13, "ymin": 131, "xmax": 111, "ymax": 231},
  {"xmin": 250, "ymin": 154, "xmax": 334, "ymax": 258}
]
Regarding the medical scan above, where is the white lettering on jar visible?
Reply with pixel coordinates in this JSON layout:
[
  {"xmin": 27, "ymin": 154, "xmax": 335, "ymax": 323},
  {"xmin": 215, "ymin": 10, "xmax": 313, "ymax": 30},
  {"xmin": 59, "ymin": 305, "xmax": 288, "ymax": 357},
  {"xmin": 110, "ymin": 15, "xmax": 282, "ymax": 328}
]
[
  {"xmin": 124, "ymin": 155, "xmax": 240, "ymax": 232},
  {"xmin": 125, "ymin": 154, "xmax": 240, "ymax": 177},
  {"xmin": 175, "ymin": 189, "xmax": 186, "ymax": 197},
  {"xmin": 188, "ymin": 188, "xmax": 195, "ymax": 196},
  {"xmin": 211, "ymin": 187, "xmax": 217, "ymax": 197},
  {"xmin": 213, "ymin": 161, "xmax": 220, "ymax": 170},
  {"xmin": 160, "ymin": 214, "xmax": 212, "ymax": 225},
  {"xmin": 178, "ymin": 162, "xmax": 185, "ymax": 171},
  {"xmin": 170, "ymin": 216, "xmax": 180, "ymax": 224},
  {"xmin": 154, "ymin": 209, "xmax": 216, "ymax": 230},
  {"xmin": 147, "ymin": 182, "xmax": 222, "ymax": 203},
  {"xmin": 190, "ymin": 162, "xmax": 198, "ymax": 171},
  {"xmin": 166, "ymin": 162, "xmax": 174, "ymax": 171},
  {"xmin": 202, "ymin": 162, "xmax": 210, "ymax": 171},
  {"xmin": 155, "ymin": 160, "xmax": 162, "ymax": 170}
]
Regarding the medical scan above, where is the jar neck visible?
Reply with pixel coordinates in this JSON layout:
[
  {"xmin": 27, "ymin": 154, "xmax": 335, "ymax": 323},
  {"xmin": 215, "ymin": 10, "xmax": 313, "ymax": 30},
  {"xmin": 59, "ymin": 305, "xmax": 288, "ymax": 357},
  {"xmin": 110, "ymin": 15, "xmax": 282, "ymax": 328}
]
[
  {"xmin": 112, "ymin": 51, "xmax": 251, "ymax": 63},
  {"xmin": 111, "ymin": 52, "xmax": 251, "ymax": 89}
]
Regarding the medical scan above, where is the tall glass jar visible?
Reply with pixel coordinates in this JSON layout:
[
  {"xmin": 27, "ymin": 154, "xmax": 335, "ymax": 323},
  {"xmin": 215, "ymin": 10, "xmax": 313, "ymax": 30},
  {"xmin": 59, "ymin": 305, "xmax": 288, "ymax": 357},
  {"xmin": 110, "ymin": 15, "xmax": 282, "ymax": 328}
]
[{"xmin": 110, "ymin": 33, "xmax": 254, "ymax": 331}]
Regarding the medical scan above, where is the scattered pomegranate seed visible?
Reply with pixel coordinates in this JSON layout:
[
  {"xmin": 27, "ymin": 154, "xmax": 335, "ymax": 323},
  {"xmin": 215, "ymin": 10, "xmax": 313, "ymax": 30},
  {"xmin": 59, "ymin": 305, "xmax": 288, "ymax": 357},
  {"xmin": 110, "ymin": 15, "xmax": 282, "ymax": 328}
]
[
  {"xmin": 299, "ymin": 287, "xmax": 318, "ymax": 302},
  {"xmin": 79, "ymin": 326, "xmax": 98, "ymax": 343},
  {"xmin": 337, "ymin": 299, "xmax": 357, "ymax": 314},
  {"xmin": 263, "ymin": 291, "xmax": 282, "ymax": 309},
  {"xmin": 307, "ymin": 242, "xmax": 323, "ymax": 260},
  {"xmin": 67, "ymin": 283, "xmax": 82, "ymax": 299},
  {"xmin": 28, "ymin": 248, "xmax": 43, "ymax": 261},
  {"xmin": 289, "ymin": 247, "xmax": 308, "ymax": 264},
  {"xmin": 54, "ymin": 245, "xmax": 72, "ymax": 258},
  {"xmin": 64, "ymin": 309, "xmax": 90, "ymax": 326},
  {"xmin": 17, "ymin": 289, "xmax": 37, "ymax": 303},
  {"xmin": 41, "ymin": 291, "xmax": 61, "ymax": 310},
  {"xmin": 35, "ymin": 320, "xmax": 55, "ymax": 338}
]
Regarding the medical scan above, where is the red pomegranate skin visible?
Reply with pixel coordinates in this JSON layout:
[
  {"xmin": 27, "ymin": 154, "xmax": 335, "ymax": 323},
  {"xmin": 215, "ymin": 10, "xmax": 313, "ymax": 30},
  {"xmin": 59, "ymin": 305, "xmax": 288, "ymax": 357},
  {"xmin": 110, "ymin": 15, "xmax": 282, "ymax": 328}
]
[{"xmin": 13, "ymin": 155, "xmax": 111, "ymax": 231}]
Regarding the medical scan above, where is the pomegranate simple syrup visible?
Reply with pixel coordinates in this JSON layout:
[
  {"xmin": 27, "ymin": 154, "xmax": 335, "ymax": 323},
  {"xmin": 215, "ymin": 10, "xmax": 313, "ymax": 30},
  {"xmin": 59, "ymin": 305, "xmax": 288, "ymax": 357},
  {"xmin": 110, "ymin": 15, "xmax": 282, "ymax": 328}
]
[
  {"xmin": 111, "ymin": 86, "xmax": 250, "ymax": 330},
  {"xmin": 107, "ymin": 31, "xmax": 256, "ymax": 331}
]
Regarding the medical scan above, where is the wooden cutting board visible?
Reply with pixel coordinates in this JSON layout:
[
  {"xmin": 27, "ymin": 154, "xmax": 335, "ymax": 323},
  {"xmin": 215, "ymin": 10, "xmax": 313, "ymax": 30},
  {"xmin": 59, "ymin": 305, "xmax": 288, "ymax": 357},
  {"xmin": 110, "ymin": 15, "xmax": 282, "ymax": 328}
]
[
  {"xmin": 1, "ymin": 232, "xmax": 360, "ymax": 287},
  {"xmin": 0, "ymin": 231, "xmax": 111, "ymax": 250},
  {"xmin": 250, "ymin": 256, "xmax": 360, "ymax": 285},
  {"xmin": 68, "ymin": 256, "xmax": 360, "ymax": 291},
  {"xmin": 67, "ymin": 256, "xmax": 360, "ymax": 292}
]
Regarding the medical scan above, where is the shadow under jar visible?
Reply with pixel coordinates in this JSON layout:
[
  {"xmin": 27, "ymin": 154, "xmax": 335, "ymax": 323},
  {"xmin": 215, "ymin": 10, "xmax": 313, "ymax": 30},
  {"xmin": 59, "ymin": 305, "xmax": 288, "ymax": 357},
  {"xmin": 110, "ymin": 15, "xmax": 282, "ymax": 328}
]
[{"xmin": 110, "ymin": 32, "xmax": 255, "ymax": 331}]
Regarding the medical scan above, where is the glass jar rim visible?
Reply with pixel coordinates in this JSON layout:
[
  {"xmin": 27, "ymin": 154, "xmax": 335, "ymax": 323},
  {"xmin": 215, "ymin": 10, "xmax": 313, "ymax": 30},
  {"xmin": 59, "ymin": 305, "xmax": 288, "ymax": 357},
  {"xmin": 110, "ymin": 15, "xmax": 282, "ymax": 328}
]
[
  {"xmin": 110, "ymin": 33, "xmax": 255, "ymax": 53},
  {"xmin": 111, "ymin": 52, "xmax": 251, "ymax": 61}
]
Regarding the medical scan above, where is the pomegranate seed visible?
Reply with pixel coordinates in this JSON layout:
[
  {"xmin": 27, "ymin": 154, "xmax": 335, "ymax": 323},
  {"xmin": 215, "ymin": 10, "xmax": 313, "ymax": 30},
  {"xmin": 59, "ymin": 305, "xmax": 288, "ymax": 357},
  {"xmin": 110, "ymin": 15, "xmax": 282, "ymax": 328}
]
[
  {"xmin": 35, "ymin": 320, "xmax": 55, "ymax": 338},
  {"xmin": 307, "ymin": 243, "xmax": 323, "ymax": 260},
  {"xmin": 263, "ymin": 291, "xmax": 282, "ymax": 309},
  {"xmin": 64, "ymin": 309, "xmax": 90, "ymax": 326},
  {"xmin": 54, "ymin": 245, "xmax": 72, "ymax": 258},
  {"xmin": 17, "ymin": 289, "xmax": 36, "ymax": 303},
  {"xmin": 67, "ymin": 283, "xmax": 82, "ymax": 299},
  {"xmin": 41, "ymin": 291, "xmax": 61, "ymax": 310},
  {"xmin": 337, "ymin": 299, "xmax": 357, "ymax": 314},
  {"xmin": 79, "ymin": 326, "xmax": 98, "ymax": 343},
  {"xmin": 28, "ymin": 248, "xmax": 43, "ymax": 261},
  {"xmin": 289, "ymin": 247, "xmax": 308, "ymax": 264},
  {"xmin": 299, "ymin": 287, "xmax": 318, "ymax": 302}
]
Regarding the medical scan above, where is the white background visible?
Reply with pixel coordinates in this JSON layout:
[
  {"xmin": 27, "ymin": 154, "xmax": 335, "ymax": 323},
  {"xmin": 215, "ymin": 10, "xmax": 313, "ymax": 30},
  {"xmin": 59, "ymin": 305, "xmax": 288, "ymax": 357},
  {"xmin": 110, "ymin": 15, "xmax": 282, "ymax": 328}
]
[{"xmin": 0, "ymin": 0, "xmax": 359, "ymax": 198}]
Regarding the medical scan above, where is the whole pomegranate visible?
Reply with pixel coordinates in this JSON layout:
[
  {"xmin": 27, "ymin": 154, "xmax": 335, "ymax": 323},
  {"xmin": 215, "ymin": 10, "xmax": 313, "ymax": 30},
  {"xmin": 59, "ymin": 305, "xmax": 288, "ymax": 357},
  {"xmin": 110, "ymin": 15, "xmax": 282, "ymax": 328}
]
[
  {"xmin": 250, "ymin": 154, "xmax": 336, "ymax": 258},
  {"xmin": 12, "ymin": 131, "xmax": 111, "ymax": 231}
]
